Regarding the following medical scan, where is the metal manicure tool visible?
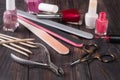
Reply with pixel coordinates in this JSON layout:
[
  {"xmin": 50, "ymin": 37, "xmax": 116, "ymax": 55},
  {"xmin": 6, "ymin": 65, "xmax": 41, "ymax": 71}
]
[
  {"xmin": 11, "ymin": 43, "xmax": 64, "ymax": 76},
  {"xmin": 70, "ymin": 43, "xmax": 115, "ymax": 66}
]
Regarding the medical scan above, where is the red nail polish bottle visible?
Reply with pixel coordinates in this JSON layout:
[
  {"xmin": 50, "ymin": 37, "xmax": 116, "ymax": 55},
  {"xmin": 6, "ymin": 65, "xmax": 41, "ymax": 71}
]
[
  {"xmin": 95, "ymin": 12, "xmax": 108, "ymax": 36},
  {"xmin": 37, "ymin": 9, "xmax": 80, "ymax": 23},
  {"xmin": 61, "ymin": 9, "xmax": 80, "ymax": 22}
]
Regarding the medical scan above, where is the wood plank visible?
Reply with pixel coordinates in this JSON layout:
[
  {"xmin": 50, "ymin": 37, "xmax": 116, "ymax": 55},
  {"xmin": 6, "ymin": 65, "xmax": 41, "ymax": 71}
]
[
  {"xmin": 0, "ymin": 32, "xmax": 29, "ymax": 80},
  {"xmin": 0, "ymin": 0, "xmax": 120, "ymax": 80},
  {"xmin": 0, "ymin": 0, "xmax": 30, "ymax": 79}
]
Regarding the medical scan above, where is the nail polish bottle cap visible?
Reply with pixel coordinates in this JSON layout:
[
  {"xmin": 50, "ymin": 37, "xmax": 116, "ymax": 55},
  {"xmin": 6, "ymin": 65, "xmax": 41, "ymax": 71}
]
[
  {"xmin": 88, "ymin": 0, "xmax": 97, "ymax": 15},
  {"xmin": 38, "ymin": 3, "xmax": 59, "ymax": 13},
  {"xmin": 85, "ymin": 0, "xmax": 98, "ymax": 29},
  {"xmin": 6, "ymin": 0, "xmax": 16, "ymax": 10},
  {"xmin": 98, "ymin": 12, "xmax": 107, "ymax": 20}
]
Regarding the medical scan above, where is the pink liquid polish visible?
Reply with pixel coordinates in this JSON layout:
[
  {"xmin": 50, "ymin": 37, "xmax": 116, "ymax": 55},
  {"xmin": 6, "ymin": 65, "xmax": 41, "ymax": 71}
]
[
  {"xmin": 95, "ymin": 12, "xmax": 108, "ymax": 36},
  {"xmin": 25, "ymin": 0, "xmax": 42, "ymax": 14},
  {"xmin": 3, "ymin": 0, "xmax": 19, "ymax": 32}
]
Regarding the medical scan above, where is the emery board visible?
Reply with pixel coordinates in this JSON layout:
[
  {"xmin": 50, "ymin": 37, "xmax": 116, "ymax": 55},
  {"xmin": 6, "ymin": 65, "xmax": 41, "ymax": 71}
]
[
  {"xmin": 17, "ymin": 10, "xmax": 93, "ymax": 39},
  {"xmin": 18, "ymin": 17, "xmax": 69, "ymax": 54},
  {"xmin": 19, "ymin": 17, "xmax": 84, "ymax": 47}
]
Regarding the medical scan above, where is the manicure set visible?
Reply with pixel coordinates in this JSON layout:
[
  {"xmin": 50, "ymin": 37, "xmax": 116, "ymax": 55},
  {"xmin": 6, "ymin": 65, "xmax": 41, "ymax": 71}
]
[{"xmin": 1, "ymin": 0, "xmax": 120, "ymax": 76}]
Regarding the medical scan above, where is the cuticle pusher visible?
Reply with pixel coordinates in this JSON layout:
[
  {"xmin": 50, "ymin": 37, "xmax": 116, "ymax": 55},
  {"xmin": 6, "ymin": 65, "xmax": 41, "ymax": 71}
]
[{"xmin": 0, "ymin": 33, "xmax": 37, "ymax": 48}]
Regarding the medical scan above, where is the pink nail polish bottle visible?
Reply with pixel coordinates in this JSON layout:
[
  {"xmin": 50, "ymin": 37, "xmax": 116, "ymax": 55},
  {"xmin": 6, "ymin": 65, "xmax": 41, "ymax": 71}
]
[
  {"xmin": 95, "ymin": 12, "xmax": 108, "ymax": 36},
  {"xmin": 25, "ymin": 0, "xmax": 42, "ymax": 14},
  {"xmin": 3, "ymin": 0, "xmax": 19, "ymax": 32}
]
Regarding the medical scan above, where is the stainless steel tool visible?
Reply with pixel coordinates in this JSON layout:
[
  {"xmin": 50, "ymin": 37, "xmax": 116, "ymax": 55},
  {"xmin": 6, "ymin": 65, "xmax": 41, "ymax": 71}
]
[{"xmin": 11, "ymin": 43, "xmax": 64, "ymax": 76}]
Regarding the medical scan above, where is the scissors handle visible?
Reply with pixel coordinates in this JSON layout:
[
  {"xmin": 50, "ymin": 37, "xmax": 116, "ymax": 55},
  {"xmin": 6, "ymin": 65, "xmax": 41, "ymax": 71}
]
[
  {"xmin": 94, "ymin": 53, "xmax": 115, "ymax": 63},
  {"xmin": 83, "ymin": 43, "xmax": 98, "ymax": 54}
]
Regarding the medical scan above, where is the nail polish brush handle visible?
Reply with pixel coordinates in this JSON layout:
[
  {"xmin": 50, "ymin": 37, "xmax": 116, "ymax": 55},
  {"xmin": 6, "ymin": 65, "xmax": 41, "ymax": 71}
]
[
  {"xmin": 37, "ymin": 14, "xmax": 61, "ymax": 18},
  {"xmin": 102, "ymin": 36, "xmax": 120, "ymax": 43}
]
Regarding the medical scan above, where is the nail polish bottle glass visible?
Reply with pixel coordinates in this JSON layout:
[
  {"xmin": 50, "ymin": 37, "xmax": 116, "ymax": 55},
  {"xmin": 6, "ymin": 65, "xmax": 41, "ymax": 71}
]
[
  {"xmin": 95, "ymin": 12, "xmax": 108, "ymax": 36},
  {"xmin": 24, "ymin": 0, "xmax": 42, "ymax": 14},
  {"xmin": 3, "ymin": 0, "xmax": 19, "ymax": 32}
]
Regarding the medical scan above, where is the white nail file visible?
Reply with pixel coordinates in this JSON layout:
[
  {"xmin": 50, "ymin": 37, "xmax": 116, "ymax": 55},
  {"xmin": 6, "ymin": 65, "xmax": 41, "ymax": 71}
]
[
  {"xmin": 17, "ymin": 10, "xmax": 93, "ymax": 39},
  {"xmin": 18, "ymin": 17, "xmax": 69, "ymax": 55}
]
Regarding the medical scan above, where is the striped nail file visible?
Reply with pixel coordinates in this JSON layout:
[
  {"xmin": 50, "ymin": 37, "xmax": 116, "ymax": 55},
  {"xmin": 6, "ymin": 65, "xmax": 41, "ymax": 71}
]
[
  {"xmin": 17, "ymin": 10, "xmax": 93, "ymax": 39},
  {"xmin": 18, "ymin": 16, "xmax": 83, "ymax": 47},
  {"xmin": 18, "ymin": 17, "xmax": 69, "ymax": 55}
]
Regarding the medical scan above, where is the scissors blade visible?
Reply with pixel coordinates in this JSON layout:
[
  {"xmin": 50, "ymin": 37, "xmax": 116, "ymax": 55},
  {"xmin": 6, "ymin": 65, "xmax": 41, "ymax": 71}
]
[
  {"xmin": 70, "ymin": 59, "xmax": 81, "ymax": 66},
  {"xmin": 70, "ymin": 54, "xmax": 91, "ymax": 66}
]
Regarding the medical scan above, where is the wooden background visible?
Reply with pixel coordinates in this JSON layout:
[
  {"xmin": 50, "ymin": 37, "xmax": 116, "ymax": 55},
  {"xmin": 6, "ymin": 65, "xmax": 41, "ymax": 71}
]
[{"xmin": 0, "ymin": 0, "xmax": 120, "ymax": 80}]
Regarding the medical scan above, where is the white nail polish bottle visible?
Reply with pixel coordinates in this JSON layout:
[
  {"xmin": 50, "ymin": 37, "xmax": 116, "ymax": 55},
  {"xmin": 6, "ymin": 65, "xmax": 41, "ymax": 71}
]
[{"xmin": 85, "ymin": 0, "xmax": 98, "ymax": 29}]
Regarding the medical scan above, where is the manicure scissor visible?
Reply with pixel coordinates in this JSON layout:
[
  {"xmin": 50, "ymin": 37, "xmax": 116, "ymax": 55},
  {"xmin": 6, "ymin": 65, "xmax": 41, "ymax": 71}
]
[
  {"xmin": 11, "ymin": 43, "xmax": 64, "ymax": 76},
  {"xmin": 70, "ymin": 43, "xmax": 115, "ymax": 66}
]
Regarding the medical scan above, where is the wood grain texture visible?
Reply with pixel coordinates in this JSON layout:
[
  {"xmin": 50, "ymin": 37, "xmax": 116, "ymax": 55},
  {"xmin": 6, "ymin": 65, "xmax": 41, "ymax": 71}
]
[{"xmin": 0, "ymin": 0, "xmax": 120, "ymax": 80}]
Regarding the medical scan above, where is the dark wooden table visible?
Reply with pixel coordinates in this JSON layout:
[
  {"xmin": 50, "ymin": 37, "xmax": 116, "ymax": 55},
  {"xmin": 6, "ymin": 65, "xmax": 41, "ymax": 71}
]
[{"xmin": 0, "ymin": 0, "xmax": 120, "ymax": 80}]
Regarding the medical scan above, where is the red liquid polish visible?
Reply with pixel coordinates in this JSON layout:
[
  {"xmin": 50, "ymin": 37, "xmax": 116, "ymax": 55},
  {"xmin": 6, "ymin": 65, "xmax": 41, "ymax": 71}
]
[
  {"xmin": 3, "ymin": 0, "xmax": 19, "ymax": 32},
  {"xmin": 95, "ymin": 12, "xmax": 108, "ymax": 36},
  {"xmin": 61, "ymin": 9, "xmax": 80, "ymax": 22}
]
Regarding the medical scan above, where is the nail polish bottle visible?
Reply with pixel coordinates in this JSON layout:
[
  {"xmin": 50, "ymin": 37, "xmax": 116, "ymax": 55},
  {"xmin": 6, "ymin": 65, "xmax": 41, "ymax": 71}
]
[
  {"xmin": 85, "ymin": 0, "xmax": 98, "ymax": 29},
  {"xmin": 25, "ymin": 0, "xmax": 42, "ymax": 14},
  {"xmin": 95, "ymin": 12, "xmax": 108, "ymax": 36},
  {"xmin": 3, "ymin": 0, "xmax": 19, "ymax": 32},
  {"xmin": 37, "ymin": 9, "xmax": 80, "ymax": 23}
]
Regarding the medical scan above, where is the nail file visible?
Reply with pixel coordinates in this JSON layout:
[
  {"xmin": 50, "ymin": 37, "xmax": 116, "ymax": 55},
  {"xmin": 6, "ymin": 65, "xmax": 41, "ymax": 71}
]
[
  {"xmin": 18, "ymin": 16, "xmax": 83, "ymax": 47},
  {"xmin": 17, "ymin": 10, "xmax": 93, "ymax": 39},
  {"xmin": 18, "ymin": 18, "xmax": 69, "ymax": 55}
]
